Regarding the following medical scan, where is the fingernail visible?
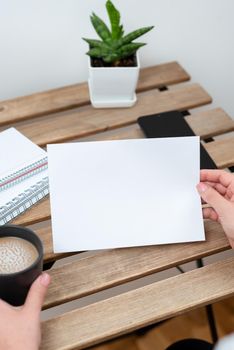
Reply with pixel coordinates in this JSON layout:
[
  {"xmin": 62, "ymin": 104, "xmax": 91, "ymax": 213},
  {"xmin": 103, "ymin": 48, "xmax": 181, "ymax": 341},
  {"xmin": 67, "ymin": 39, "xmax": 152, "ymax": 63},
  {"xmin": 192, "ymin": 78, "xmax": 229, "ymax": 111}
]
[
  {"xmin": 40, "ymin": 273, "xmax": 51, "ymax": 287},
  {"xmin": 197, "ymin": 182, "xmax": 208, "ymax": 193}
]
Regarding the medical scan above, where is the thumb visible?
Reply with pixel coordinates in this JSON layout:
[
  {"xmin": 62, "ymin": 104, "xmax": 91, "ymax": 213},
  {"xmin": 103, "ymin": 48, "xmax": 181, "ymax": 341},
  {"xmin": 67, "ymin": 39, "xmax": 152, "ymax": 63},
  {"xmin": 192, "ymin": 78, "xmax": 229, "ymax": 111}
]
[
  {"xmin": 197, "ymin": 182, "xmax": 230, "ymax": 218},
  {"xmin": 24, "ymin": 272, "xmax": 51, "ymax": 316}
]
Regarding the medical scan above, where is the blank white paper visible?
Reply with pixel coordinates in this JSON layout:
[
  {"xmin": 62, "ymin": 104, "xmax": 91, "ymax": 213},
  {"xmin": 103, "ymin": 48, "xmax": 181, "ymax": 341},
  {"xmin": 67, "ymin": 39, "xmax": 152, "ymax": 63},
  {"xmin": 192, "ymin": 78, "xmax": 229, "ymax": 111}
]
[{"xmin": 47, "ymin": 137, "xmax": 205, "ymax": 252}]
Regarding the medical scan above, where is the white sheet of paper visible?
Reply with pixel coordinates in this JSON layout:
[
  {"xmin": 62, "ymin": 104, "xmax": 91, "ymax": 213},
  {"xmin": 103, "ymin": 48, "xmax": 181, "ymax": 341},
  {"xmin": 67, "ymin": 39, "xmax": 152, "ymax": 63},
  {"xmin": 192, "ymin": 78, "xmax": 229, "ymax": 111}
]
[{"xmin": 48, "ymin": 137, "xmax": 205, "ymax": 253}]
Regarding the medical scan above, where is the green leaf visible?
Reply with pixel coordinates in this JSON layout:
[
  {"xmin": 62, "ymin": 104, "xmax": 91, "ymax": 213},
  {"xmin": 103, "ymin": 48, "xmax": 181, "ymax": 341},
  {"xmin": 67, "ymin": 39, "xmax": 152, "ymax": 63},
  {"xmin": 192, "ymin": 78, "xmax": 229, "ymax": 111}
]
[
  {"xmin": 102, "ymin": 43, "xmax": 145, "ymax": 63},
  {"xmin": 82, "ymin": 38, "xmax": 104, "ymax": 48},
  {"xmin": 86, "ymin": 46, "xmax": 111, "ymax": 59},
  {"xmin": 106, "ymin": 0, "xmax": 124, "ymax": 40},
  {"xmin": 86, "ymin": 48, "xmax": 103, "ymax": 58},
  {"xmin": 90, "ymin": 13, "xmax": 112, "ymax": 43},
  {"xmin": 119, "ymin": 24, "xmax": 124, "ymax": 38},
  {"xmin": 103, "ymin": 53, "xmax": 119, "ymax": 63},
  {"xmin": 117, "ymin": 42, "xmax": 146, "ymax": 58},
  {"xmin": 118, "ymin": 26, "xmax": 154, "ymax": 47}
]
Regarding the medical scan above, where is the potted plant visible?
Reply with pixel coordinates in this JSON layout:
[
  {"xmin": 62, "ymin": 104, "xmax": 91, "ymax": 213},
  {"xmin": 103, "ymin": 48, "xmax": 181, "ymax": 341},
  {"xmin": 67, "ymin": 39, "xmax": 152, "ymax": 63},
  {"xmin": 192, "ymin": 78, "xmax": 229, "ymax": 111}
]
[{"xmin": 83, "ymin": 0, "xmax": 154, "ymax": 108}]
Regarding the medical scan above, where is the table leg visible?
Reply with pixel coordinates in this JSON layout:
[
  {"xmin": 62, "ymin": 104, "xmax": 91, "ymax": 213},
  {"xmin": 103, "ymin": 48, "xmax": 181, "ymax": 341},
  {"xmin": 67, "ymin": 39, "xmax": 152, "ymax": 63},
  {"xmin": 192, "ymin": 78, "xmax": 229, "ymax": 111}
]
[
  {"xmin": 43, "ymin": 261, "xmax": 55, "ymax": 270},
  {"xmin": 196, "ymin": 258, "xmax": 219, "ymax": 344}
]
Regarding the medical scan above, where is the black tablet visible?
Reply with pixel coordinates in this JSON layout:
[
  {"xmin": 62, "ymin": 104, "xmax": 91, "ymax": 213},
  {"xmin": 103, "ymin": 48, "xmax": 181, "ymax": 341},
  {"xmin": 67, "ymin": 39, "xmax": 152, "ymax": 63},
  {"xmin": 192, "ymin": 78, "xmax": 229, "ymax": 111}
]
[{"xmin": 138, "ymin": 111, "xmax": 217, "ymax": 169}]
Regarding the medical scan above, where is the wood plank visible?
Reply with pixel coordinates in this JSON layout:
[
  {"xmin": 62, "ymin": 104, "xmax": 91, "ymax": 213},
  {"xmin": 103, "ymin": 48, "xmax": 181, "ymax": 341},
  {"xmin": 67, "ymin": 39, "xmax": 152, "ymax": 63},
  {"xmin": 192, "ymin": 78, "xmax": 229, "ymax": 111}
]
[
  {"xmin": 33, "ymin": 223, "xmax": 72, "ymax": 263},
  {"xmin": 185, "ymin": 108, "xmax": 234, "ymax": 138},
  {"xmin": 12, "ymin": 197, "xmax": 50, "ymax": 226},
  {"xmin": 0, "ymin": 62, "xmax": 189, "ymax": 126},
  {"xmin": 83, "ymin": 299, "xmax": 234, "ymax": 350},
  {"xmin": 137, "ymin": 61, "xmax": 190, "ymax": 92},
  {"xmin": 204, "ymin": 137, "xmax": 234, "ymax": 168},
  {"xmin": 80, "ymin": 124, "xmax": 145, "ymax": 142},
  {"xmin": 43, "ymin": 221, "xmax": 230, "ymax": 309},
  {"xmin": 81, "ymin": 108, "xmax": 234, "ymax": 141},
  {"xmin": 41, "ymin": 256, "xmax": 234, "ymax": 350},
  {"xmin": 11, "ymin": 84, "xmax": 211, "ymax": 147}
]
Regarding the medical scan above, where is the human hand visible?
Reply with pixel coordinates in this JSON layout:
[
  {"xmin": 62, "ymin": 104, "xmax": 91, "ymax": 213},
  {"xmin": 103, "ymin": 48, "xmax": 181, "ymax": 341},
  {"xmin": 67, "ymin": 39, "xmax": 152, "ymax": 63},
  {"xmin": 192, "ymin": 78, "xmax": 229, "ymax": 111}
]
[
  {"xmin": 215, "ymin": 333, "xmax": 234, "ymax": 350},
  {"xmin": 0, "ymin": 272, "xmax": 50, "ymax": 350},
  {"xmin": 197, "ymin": 169, "xmax": 234, "ymax": 248}
]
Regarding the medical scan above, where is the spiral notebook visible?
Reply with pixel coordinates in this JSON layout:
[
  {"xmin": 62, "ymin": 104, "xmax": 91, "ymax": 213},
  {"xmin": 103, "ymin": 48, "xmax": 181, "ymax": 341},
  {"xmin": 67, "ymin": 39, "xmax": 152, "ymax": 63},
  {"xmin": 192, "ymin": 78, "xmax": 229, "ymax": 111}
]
[{"xmin": 0, "ymin": 128, "xmax": 49, "ymax": 225}]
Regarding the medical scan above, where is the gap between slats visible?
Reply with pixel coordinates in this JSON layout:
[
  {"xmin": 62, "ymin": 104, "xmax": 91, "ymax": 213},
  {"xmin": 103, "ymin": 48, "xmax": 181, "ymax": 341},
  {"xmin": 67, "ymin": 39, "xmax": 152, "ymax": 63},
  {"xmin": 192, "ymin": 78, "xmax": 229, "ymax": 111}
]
[
  {"xmin": 2, "ymin": 83, "xmax": 212, "ymax": 147},
  {"xmin": 41, "ymin": 220, "xmax": 230, "ymax": 310},
  {"xmin": 204, "ymin": 137, "xmax": 234, "ymax": 169},
  {"xmin": 41, "ymin": 256, "xmax": 234, "ymax": 350},
  {"xmin": 0, "ymin": 62, "xmax": 190, "ymax": 126}
]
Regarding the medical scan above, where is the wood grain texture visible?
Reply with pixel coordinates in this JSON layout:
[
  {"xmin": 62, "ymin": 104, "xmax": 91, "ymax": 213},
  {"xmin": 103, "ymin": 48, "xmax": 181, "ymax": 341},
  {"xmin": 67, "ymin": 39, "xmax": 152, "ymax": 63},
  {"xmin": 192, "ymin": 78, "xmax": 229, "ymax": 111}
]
[
  {"xmin": 41, "ymin": 256, "xmax": 234, "ymax": 350},
  {"xmin": 0, "ymin": 62, "xmax": 189, "ymax": 126},
  {"xmin": 34, "ymin": 223, "xmax": 73, "ymax": 263},
  {"xmin": 204, "ymin": 137, "xmax": 234, "ymax": 168},
  {"xmin": 81, "ymin": 108, "xmax": 234, "ymax": 141},
  {"xmin": 7, "ymin": 84, "xmax": 211, "ymax": 147},
  {"xmin": 43, "ymin": 220, "xmax": 230, "ymax": 309},
  {"xmin": 12, "ymin": 197, "xmax": 50, "ymax": 226},
  {"xmin": 96, "ymin": 297, "xmax": 234, "ymax": 350},
  {"xmin": 185, "ymin": 108, "xmax": 234, "ymax": 138}
]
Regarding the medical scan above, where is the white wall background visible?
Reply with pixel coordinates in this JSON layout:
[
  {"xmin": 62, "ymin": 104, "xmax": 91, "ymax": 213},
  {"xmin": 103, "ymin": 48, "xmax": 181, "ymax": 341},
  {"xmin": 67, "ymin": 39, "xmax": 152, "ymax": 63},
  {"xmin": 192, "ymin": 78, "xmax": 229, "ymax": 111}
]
[{"xmin": 0, "ymin": 0, "xmax": 234, "ymax": 117}]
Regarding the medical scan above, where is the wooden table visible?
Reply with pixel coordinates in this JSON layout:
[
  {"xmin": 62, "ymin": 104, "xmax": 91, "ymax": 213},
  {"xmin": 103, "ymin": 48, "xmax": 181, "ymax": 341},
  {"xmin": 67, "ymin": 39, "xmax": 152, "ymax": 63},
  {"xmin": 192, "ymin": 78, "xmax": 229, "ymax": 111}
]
[{"xmin": 0, "ymin": 62, "xmax": 234, "ymax": 350}]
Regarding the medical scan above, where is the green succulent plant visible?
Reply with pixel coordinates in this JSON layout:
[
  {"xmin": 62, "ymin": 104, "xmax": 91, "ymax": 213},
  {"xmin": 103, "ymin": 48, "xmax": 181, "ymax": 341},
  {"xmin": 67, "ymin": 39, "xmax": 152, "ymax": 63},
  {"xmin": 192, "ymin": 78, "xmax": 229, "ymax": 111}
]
[{"xmin": 83, "ymin": 0, "xmax": 154, "ymax": 66}]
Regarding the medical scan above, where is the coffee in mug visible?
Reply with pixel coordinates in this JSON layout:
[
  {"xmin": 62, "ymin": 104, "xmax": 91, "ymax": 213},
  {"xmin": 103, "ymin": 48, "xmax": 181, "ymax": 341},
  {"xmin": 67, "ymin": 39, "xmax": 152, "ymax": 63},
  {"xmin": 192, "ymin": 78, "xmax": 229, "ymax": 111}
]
[
  {"xmin": 0, "ymin": 236, "xmax": 39, "ymax": 274},
  {"xmin": 0, "ymin": 225, "xmax": 43, "ymax": 306}
]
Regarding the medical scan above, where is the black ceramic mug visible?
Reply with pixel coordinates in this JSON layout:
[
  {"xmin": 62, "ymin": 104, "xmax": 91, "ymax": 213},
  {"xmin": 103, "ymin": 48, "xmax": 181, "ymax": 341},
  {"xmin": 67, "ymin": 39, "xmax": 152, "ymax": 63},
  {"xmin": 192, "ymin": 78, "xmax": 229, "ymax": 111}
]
[{"xmin": 0, "ymin": 224, "xmax": 43, "ymax": 306}]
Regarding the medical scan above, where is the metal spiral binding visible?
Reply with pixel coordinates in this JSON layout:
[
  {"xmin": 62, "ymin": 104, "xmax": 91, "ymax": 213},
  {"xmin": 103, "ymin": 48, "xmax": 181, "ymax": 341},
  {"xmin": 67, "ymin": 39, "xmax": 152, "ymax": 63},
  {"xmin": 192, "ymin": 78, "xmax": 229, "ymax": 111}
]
[
  {"xmin": 0, "ymin": 156, "xmax": 48, "ymax": 192},
  {"xmin": 0, "ymin": 177, "xmax": 49, "ymax": 225}
]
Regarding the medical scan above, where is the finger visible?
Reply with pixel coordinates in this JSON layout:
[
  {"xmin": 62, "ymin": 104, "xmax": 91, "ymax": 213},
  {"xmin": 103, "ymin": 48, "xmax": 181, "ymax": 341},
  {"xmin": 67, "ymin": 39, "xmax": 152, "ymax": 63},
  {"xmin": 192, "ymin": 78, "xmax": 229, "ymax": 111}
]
[
  {"xmin": 202, "ymin": 207, "xmax": 219, "ymax": 221},
  {"xmin": 24, "ymin": 273, "xmax": 51, "ymax": 316},
  {"xmin": 202, "ymin": 182, "xmax": 228, "ymax": 196},
  {"xmin": 200, "ymin": 169, "xmax": 233, "ymax": 187},
  {"xmin": 205, "ymin": 182, "xmax": 234, "ymax": 199},
  {"xmin": 228, "ymin": 237, "xmax": 234, "ymax": 249},
  {"xmin": 214, "ymin": 183, "xmax": 228, "ymax": 195},
  {"xmin": 197, "ymin": 182, "xmax": 231, "ymax": 218},
  {"xmin": 226, "ymin": 188, "xmax": 234, "ymax": 199},
  {"xmin": 0, "ymin": 298, "xmax": 11, "ymax": 311}
]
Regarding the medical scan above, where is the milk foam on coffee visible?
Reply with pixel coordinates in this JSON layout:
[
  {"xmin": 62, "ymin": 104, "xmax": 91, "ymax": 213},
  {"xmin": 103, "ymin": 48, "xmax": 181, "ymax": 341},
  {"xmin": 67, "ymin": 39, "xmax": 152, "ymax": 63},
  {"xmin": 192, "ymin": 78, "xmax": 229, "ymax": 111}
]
[{"xmin": 0, "ymin": 237, "xmax": 39, "ymax": 274}]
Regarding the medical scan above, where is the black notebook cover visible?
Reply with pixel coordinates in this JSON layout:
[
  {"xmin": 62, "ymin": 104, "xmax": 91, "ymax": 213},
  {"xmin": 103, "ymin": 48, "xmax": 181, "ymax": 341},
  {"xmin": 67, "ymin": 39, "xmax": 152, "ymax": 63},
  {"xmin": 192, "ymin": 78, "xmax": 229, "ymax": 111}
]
[{"xmin": 138, "ymin": 111, "xmax": 217, "ymax": 169}]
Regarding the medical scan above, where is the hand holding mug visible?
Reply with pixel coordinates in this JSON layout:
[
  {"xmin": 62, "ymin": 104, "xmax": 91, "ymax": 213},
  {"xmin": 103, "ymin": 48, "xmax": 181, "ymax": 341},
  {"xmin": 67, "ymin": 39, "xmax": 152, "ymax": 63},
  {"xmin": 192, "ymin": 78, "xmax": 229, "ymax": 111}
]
[{"xmin": 0, "ymin": 272, "xmax": 50, "ymax": 350}]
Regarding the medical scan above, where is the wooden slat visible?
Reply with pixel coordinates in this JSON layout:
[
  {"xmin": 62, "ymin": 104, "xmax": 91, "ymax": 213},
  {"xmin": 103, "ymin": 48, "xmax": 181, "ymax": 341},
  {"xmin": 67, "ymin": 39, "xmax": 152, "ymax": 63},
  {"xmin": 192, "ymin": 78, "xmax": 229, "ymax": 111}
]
[
  {"xmin": 10, "ymin": 83, "xmax": 211, "ymax": 147},
  {"xmin": 81, "ymin": 124, "xmax": 145, "ymax": 142},
  {"xmin": 204, "ymin": 137, "xmax": 234, "ymax": 168},
  {"xmin": 137, "ymin": 61, "xmax": 190, "ymax": 91},
  {"xmin": 13, "ymin": 197, "xmax": 50, "ymax": 226},
  {"xmin": 26, "ymin": 222, "xmax": 72, "ymax": 263},
  {"xmin": 185, "ymin": 108, "xmax": 234, "ymax": 138},
  {"xmin": 0, "ymin": 62, "xmax": 189, "ymax": 126},
  {"xmin": 43, "ymin": 220, "xmax": 230, "ymax": 309},
  {"xmin": 41, "ymin": 256, "xmax": 234, "ymax": 350},
  {"xmin": 81, "ymin": 108, "xmax": 234, "ymax": 141}
]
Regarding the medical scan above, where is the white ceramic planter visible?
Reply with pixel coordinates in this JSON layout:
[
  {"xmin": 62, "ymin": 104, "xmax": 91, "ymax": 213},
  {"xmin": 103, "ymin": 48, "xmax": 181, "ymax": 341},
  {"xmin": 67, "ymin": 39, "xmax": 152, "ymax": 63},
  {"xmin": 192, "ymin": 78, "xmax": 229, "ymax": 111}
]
[{"xmin": 88, "ymin": 53, "xmax": 140, "ymax": 108}]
